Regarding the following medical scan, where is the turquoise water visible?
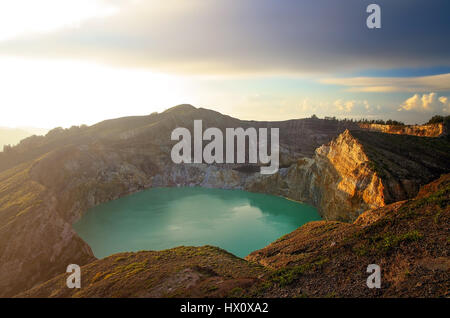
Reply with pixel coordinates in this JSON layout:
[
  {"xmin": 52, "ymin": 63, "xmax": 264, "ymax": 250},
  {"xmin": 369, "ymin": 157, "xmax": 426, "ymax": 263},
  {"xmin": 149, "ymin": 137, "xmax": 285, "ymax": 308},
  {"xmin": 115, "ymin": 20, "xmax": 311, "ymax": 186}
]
[{"xmin": 73, "ymin": 187, "xmax": 321, "ymax": 258}]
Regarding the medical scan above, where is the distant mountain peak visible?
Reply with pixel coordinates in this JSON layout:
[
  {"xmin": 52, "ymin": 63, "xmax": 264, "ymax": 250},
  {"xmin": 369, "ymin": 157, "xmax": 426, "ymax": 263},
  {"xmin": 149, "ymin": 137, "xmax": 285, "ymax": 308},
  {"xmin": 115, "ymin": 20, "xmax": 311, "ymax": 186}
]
[{"xmin": 163, "ymin": 104, "xmax": 197, "ymax": 114}]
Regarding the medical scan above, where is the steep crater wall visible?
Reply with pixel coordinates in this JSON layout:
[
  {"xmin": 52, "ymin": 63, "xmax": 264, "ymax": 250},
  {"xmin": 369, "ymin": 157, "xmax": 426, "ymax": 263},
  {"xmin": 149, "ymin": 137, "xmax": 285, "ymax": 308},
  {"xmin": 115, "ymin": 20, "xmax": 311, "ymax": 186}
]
[
  {"xmin": 1, "ymin": 128, "xmax": 449, "ymax": 296},
  {"xmin": 357, "ymin": 122, "xmax": 445, "ymax": 137}
]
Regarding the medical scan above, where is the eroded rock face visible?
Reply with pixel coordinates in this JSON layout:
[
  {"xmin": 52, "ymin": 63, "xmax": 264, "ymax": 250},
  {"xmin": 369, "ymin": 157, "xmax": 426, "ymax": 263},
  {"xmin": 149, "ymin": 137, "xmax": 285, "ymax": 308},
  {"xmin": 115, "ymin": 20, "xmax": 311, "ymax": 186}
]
[
  {"xmin": 245, "ymin": 130, "xmax": 385, "ymax": 221},
  {"xmin": 245, "ymin": 129, "xmax": 449, "ymax": 220},
  {"xmin": 357, "ymin": 123, "xmax": 445, "ymax": 137},
  {"xmin": 308, "ymin": 130, "xmax": 385, "ymax": 220}
]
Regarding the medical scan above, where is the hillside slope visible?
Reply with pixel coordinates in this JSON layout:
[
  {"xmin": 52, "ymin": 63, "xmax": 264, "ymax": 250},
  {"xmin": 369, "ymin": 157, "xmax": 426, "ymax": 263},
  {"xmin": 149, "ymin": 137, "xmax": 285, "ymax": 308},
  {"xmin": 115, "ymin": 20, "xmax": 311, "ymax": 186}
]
[
  {"xmin": 1, "ymin": 105, "xmax": 449, "ymax": 296},
  {"xmin": 16, "ymin": 246, "xmax": 268, "ymax": 298},
  {"xmin": 0, "ymin": 127, "xmax": 48, "ymax": 150},
  {"xmin": 246, "ymin": 173, "xmax": 450, "ymax": 297}
]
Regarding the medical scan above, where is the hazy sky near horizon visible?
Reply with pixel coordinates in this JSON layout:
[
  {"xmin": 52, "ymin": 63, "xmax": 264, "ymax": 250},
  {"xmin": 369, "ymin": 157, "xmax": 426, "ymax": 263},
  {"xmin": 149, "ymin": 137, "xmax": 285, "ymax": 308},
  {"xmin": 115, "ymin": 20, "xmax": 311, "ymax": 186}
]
[{"xmin": 0, "ymin": 0, "xmax": 450, "ymax": 128}]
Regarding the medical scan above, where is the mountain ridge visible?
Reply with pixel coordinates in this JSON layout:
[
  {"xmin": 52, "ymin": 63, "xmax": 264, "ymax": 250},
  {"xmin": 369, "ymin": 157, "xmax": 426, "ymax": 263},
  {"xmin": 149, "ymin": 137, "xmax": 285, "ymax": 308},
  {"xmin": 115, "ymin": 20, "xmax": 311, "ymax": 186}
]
[{"xmin": 0, "ymin": 105, "xmax": 449, "ymax": 296}]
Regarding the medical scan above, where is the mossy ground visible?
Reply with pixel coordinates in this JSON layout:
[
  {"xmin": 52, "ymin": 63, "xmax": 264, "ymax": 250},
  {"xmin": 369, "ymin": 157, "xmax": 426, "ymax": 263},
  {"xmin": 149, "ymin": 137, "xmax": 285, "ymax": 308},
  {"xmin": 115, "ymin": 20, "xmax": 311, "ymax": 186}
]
[{"xmin": 17, "ymin": 245, "xmax": 269, "ymax": 298}]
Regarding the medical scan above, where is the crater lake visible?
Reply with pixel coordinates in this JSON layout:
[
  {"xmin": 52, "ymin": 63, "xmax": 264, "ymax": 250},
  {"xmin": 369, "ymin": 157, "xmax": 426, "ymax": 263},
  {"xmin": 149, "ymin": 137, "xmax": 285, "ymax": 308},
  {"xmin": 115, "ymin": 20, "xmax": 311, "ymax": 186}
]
[{"xmin": 73, "ymin": 187, "xmax": 321, "ymax": 258}]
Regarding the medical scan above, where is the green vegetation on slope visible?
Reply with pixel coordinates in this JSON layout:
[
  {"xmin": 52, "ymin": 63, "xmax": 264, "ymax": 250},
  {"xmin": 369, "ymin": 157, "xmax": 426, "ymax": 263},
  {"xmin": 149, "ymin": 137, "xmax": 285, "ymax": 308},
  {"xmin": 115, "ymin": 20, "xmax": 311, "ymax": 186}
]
[
  {"xmin": 246, "ymin": 174, "xmax": 450, "ymax": 297},
  {"xmin": 17, "ymin": 246, "xmax": 268, "ymax": 298},
  {"xmin": 351, "ymin": 130, "xmax": 450, "ymax": 202}
]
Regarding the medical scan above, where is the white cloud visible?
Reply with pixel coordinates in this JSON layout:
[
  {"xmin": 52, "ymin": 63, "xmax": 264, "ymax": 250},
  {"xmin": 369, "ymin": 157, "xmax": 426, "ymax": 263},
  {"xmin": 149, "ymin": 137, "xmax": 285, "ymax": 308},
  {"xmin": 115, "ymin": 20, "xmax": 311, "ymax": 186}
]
[
  {"xmin": 0, "ymin": 0, "xmax": 121, "ymax": 41},
  {"xmin": 332, "ymin": 99, "xmax": 375, "ymax": 112},
  {"xmin": 398, "ymin": 92, "xmax": 450, "ymax": 113},
  {"xmin": 321, "ymin": 73, "xmax": 450, "ymax": 93},
  {"xmin": 334, "ymin": 99, "xmax": 355, "ymax": 112},
  {"xmin": 439, "ymin": 96, "xmax": 450, "ymax": 113},
  {"xmin": 300, "ymin": 98, "xmax": 318, "ymax": 113},
  {"xmin": 294, "ymin": 98, "xmax": 381, "ymax": 118}
]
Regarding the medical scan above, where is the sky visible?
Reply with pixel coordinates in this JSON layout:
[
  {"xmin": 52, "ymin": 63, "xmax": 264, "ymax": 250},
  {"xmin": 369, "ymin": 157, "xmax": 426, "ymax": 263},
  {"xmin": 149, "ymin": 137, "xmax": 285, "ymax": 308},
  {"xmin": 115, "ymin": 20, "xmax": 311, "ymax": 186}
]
[{"xmin": 0, "ymin": 0, "xmax": 449, "ymax": 128}]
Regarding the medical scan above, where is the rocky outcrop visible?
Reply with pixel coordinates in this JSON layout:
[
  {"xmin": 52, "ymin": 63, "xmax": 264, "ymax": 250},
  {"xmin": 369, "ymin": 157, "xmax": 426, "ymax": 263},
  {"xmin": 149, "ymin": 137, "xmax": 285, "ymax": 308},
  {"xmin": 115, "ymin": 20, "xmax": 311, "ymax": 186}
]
[
  {"xmin": 358, "ymin": 122, "xmax": 445, "ymax": 137},
  {"xmin": 245, "ymin": 130, "xmax": 385, "ymax": 221},
  {"xmin": 304, "ymin": 130, "xmax": 385, "ymax": 220}
]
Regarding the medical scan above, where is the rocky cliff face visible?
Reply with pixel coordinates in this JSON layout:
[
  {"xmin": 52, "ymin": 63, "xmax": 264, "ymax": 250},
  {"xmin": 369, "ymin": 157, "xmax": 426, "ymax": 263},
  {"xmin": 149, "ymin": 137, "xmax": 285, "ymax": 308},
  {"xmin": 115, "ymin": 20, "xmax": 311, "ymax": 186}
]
[
  {"xmin": 304, "ymin": 130, "xmax": 385, "ymax": 220},
  {"xmin": 248, "ymin": 129, "xmax": 450, "ymax": 220},
  {"xmin": 245, "ymin": 130, "xmax": 385, "ymax": 221},
  {"xmin": 358, "ymin": 122, "xmax": 445, "ymax": 137}
]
